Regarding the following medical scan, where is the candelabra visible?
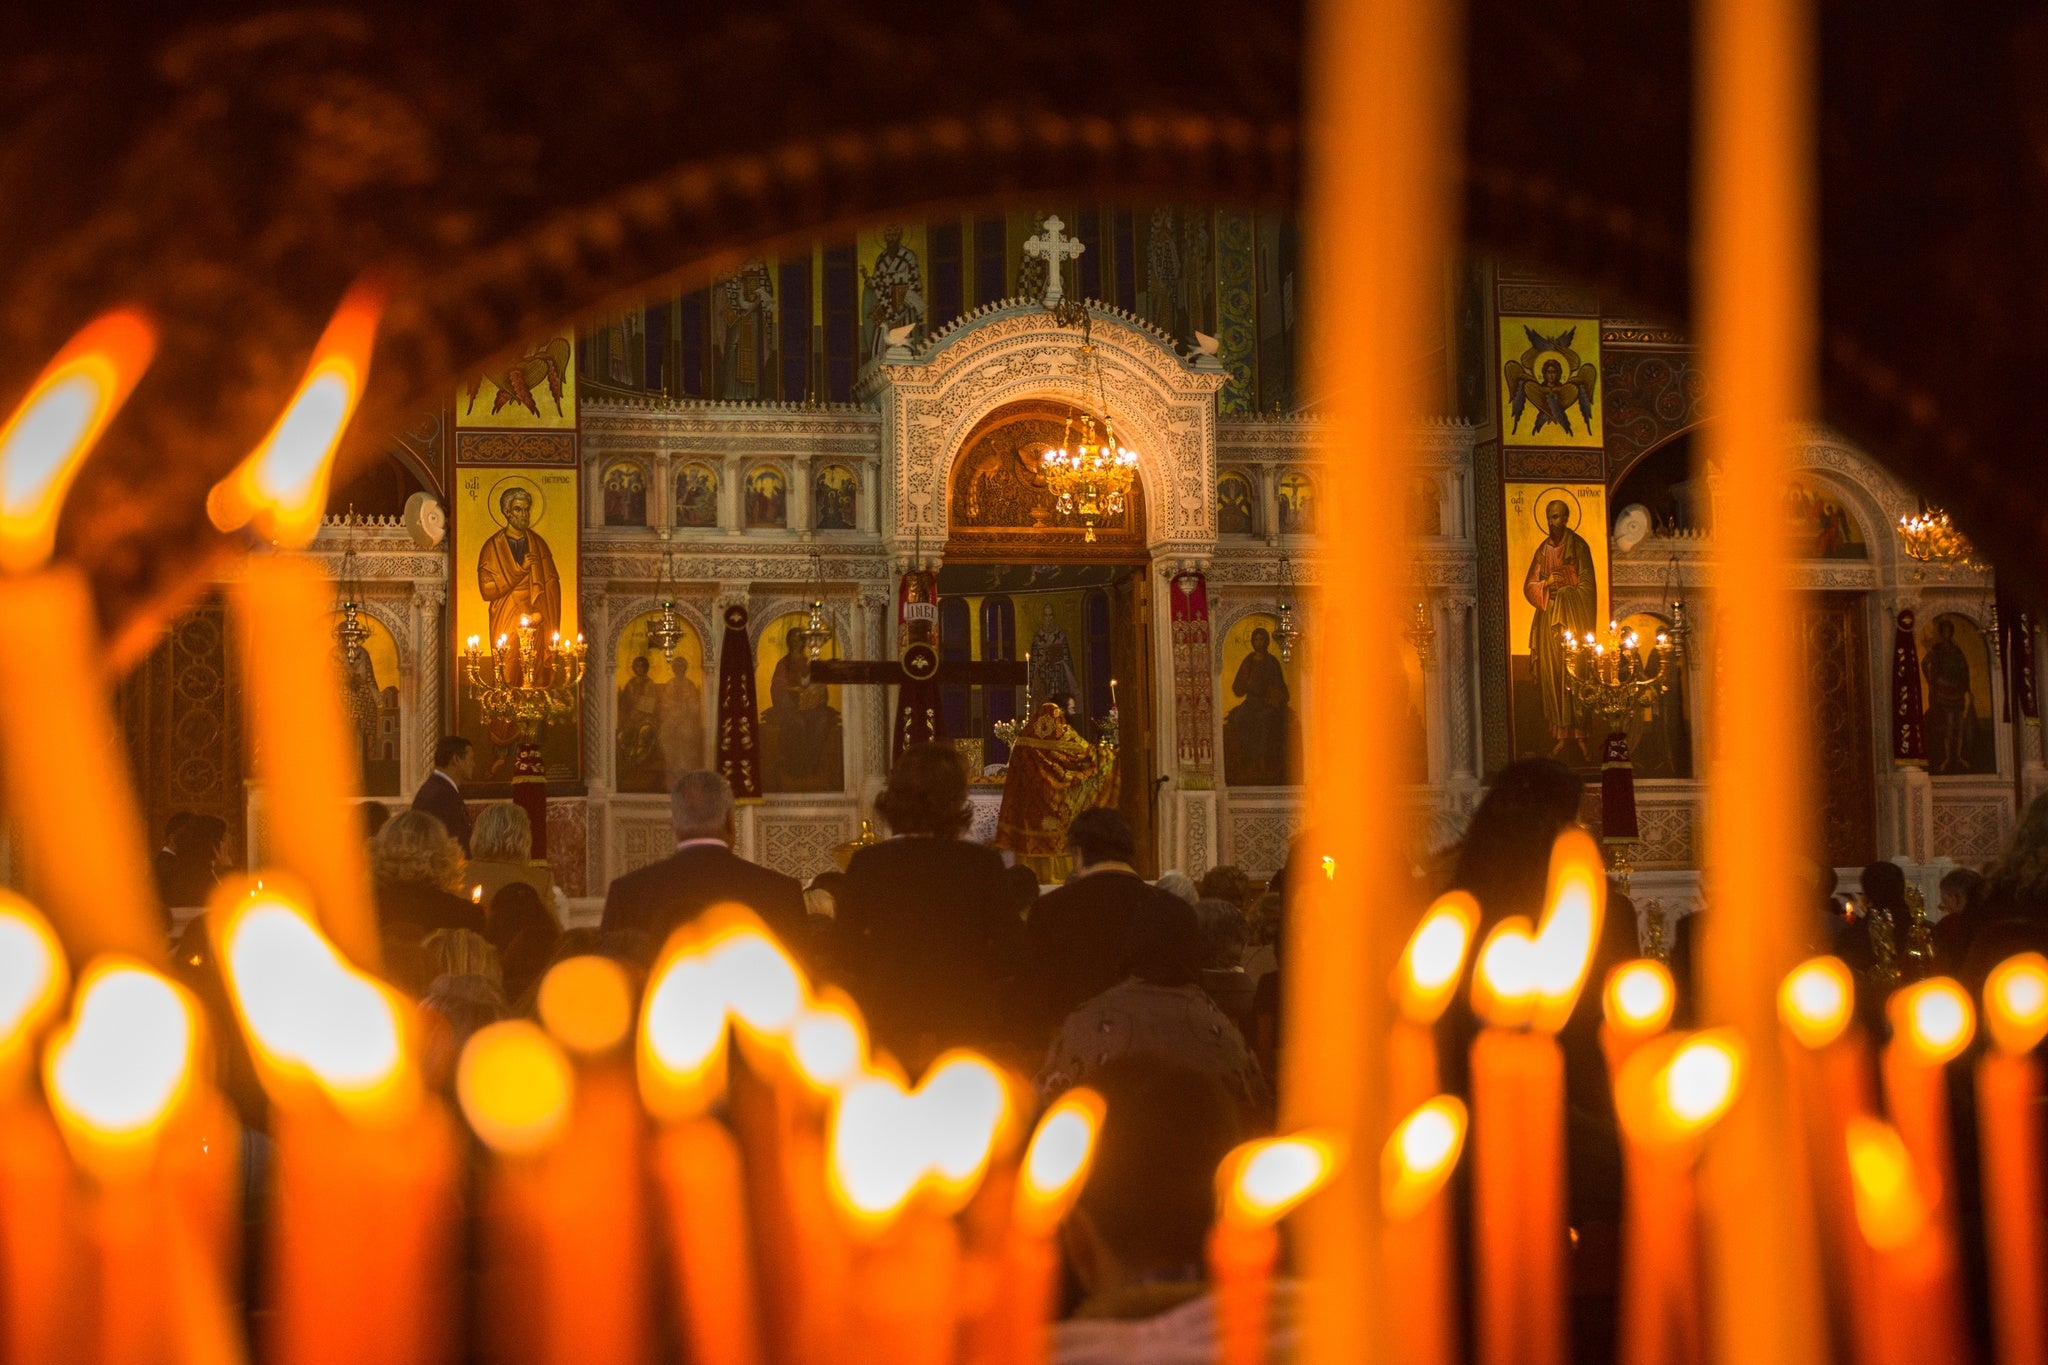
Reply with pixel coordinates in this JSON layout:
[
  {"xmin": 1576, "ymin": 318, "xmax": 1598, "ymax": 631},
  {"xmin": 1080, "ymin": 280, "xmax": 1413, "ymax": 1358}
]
[
  {"xmin": 1040, "ymin": 412, "xmax": 1138, "ymax": 543},
  {"xmin": 1897, "ymin": 506, "xmax": 1977, "ymax": 567},
  {"xmin": 803, "ymin": 550, "xmax": 834, "ymax": 661},
  {"xmin": 462, "ymin": 615, "xmax": 588, "ymax": 743},
  {"xmin": 1560, "ymin": 619, "xmax": 1676, "ymax": 735},
  {"xmin": 1274, "ymin": 554, "xmax": 1302, "ymax": 662}
]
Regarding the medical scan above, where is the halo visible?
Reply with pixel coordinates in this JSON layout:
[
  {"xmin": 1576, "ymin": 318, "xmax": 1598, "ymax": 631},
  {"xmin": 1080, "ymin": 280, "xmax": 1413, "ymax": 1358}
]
[
  {"xmin": 1531, "ymin": 486, "xmax": 1583, "ymax": 533},
  {"xmin": 486, "ymin": 473, "xmax": 546, "ymax": 529}
]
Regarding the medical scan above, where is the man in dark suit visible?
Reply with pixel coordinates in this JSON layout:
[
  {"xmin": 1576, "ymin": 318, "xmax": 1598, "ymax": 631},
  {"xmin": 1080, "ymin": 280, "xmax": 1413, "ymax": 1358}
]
[
  {"xmin": 411, "ymin": 736, "xmax": 475, "ymax": 855},
  {"xmin": 601, "ymin": 770, "xmax": 807, "ymax": 949},
  {"xmin": 1021, "ymin": 806, "xmax": 1182, "ymax": 1041}
]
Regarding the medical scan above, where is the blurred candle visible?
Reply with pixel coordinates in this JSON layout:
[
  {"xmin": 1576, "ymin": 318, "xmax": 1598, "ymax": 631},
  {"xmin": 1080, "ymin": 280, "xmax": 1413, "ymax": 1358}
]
[
  {"xmin": 208, "ymin": 281, "xmax": 386, "ymax": 970},
  {"xmin": 1379, "ymin": 1097, "xmax": 1467, "ymax": 1365},
  {"xmin": 998, "ymin": 1088, "xmax": 1104, "ymax": 1365},
  {"xmin": 1846, "ymin": 1117, "xmax": 1950, "ymax": 1365},
  {"xmin": 0, "ymin": 309, "xmax": 164, "ymax": 963},
  {"xmin": 213, "ymin": 882, "xmax": 454, "ymax": 1365},
  {"xmin": 1469, "ymin": 917, "xmax": 1541, "ymax": 1365},
  {"xmin": 1208, "ymin": 1132, "xmax": 1342, "ymax": 1365},
  {"xmin": 0, "ymin": 894, "xmax": 75, "ymax": 1363},
  {"xmin": 1601, "ymin": 959, "xmax": 1677, "ymax": 1075},
  {"xmin": 1389, "ymin": 892, "xmax": 1477, "ymax": 1115},
  {"xmin": 1880, "ymin": 976, "xmax": 1973, "ymax": 1360},
  {"xmin": 1978, "ymin": 953, "xmax": 2048, "ymax": 1365}
]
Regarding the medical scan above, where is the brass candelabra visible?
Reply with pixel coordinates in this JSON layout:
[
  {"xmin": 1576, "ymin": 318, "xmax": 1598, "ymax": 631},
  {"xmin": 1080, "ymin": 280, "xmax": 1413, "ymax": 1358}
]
[
  {"xmin": 462, "ymin": 615, "xmax": 588, "ymax": 742},
  {"xmin": 1560, "ymin": 619, "xmax": 1676, "ymax": 735}
]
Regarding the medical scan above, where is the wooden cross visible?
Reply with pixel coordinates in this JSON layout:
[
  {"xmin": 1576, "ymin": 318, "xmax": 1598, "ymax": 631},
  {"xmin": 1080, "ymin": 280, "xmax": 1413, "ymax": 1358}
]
[
  {"xmin": 808, "ymin": 641, "xmax": 1027, "ymax": 692},
  {"xmin": 1023, "ymin": 215, "xmax": 1086, "ymax": 305}
]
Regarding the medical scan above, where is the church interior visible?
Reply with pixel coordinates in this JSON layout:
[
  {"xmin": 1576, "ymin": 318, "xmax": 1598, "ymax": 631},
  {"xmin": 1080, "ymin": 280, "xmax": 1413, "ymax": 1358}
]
[{"xmin": 8, "ymin": 3, "xmax": 2048, "ymax": 1364}]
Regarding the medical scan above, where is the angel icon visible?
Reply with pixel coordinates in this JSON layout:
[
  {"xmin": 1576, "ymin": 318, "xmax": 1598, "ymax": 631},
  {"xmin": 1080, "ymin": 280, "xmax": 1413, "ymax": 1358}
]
[{"xmin": 1504, "ymin": 325, "xmax": 1599, "ymax": 438}]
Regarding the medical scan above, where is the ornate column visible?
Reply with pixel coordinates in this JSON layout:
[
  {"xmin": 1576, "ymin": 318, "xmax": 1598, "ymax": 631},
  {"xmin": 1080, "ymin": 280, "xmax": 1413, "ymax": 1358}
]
[
  {"xmin": 1443, "ymin": 592, "xmax": 1479, "ymax": 785},
  {"xmin": 412, "ymin": 580, "xmax": 447, "ymax": 768},
  {"xmin": 720, "ymin": 455, "xmax": 742, "ymax": 534},
  {"xmin": 857, "ymin": 589, "xmax": 893, "ymax": 805},
  {"xmin": 581, "ymin": 586, "xmax": 610, "ymax": 791},
  {"xmin": 789, "ymin": 456, "xmax": 813, "ymax": 534}
]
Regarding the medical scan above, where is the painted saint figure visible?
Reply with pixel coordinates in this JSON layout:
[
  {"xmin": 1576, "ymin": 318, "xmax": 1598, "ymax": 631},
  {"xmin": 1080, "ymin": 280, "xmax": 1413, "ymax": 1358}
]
[
  {"xmin": 1223, "ymin": 627, "xmax": 1299, "ymax": 786},
  {"xmin": 1923, "ymin": 617, "xmax": 1977, "ymax": 774},
  {"xmin": 1522, "ymin": 498, "xmax": 1598, "ymax": 758},
  {"xmin": 1028, "ymin": 604, "xmax": 1084, "ymax": 710},
  {"xmin": 719, "ymin": 261, "xmax": 775, "ymax": 400},
  {"xmin": 477, "ymin": 486, "xmax": 564, "ymax": 670},
  {"xmin": 860, "ymin": 226, "xmax": 926, "ymax": 362},
  {"xmin": 760, "ymin": 626, "xmax": 843, "ymax": 792}
]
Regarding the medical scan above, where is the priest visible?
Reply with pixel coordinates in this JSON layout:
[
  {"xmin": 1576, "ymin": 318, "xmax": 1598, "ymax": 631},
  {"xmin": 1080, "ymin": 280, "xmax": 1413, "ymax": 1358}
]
[{"xmin": 995, "ymin": 702, "xmax": 1119, "ymax": 883}]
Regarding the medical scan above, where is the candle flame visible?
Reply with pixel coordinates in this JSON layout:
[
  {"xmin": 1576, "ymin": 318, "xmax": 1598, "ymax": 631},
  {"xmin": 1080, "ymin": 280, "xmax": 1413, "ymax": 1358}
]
[
  {"xmin": 638, "ymin": 947, "xmax": 728, "ymax": 1120},
  {"xmin": 1381, "ymin": 1096, "xmax": 1467, "ymax": 1222},
  {"xmin": 206, "ymin": 280, "xmax": 384, "ymax": 549},
  {"xmin": 1394, "ymin": 891, "xmax": 1477, "ymax": 1024},
  {"xmin": 1778, "ymin": 955, "xmax": 1854, "ymax": 1050},
  {"xmin": 1984, "ymin": 952, "xmax": 2048, "ymax": 1056},
  {"xmin": 0, "ymin": 310, "xmax": 156, "ymax": 573},
  {"xmin": 916, "ymin": 1049, "xmax": 1012, "ymax": 1206},
  {"xmin": 43, "ymin": 960, "xmax": 195, "ymax": 1167},
  {"xmin": 1220, "ymin": 1131, "xmax": 1343, "ymax": 1228},
  {"xmin": 1603, "ymin": 959, "xmax": 1675, "ymax": 1041},
  {"xmin": 214, "ymin": 885, "xmax": 414, "ymax": 1122},
  {"xmin": 828, "ymin": 1071, "xmax": 928, "ymax": 1232},
  {"xmin": 0, "ymin": 893, "xmax": 68, "ymax": 1053},
  {"xmin": 1015, "ymin": 1087, "xmax": 1105, "ymax": 1233},
  {"xmin": 1845, "ymin": 1116, "xmax": 1930, "ymax": 1252},
  {"xmin": 456, "ymin": 1020, "xmax": 574, "ymax": 1156},
  {"xmin": 711, "ymin": 924, "xmax": 806, "ymax": 1038},
  {"xmin": 789, "ymin": 993, "xmax": 868, "ymax": 1093},
  {"xmin": 1530, "ymin": 827, "xmax": 1605, "ymax": 1034},
  {"xmin": 1656, "ymin": 1029, "xmax": 1745, "ymax": 1134},
  {"xmin": 1470, "ymin": 917, "xmax": 1539, "ymax": 1028},
  {"xmin": 537, "ymin": 955, "xmax": 635, "ymax": 1056},
  {"xmin": 1889, "ymin": 977, "xmax": 1975, "ymax": 1065}
]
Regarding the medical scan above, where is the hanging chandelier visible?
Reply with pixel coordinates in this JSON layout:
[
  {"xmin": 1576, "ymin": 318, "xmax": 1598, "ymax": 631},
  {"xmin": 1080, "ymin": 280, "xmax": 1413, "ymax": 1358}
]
[
  {"xmin": 644, "ymin": 541, "xmax": 682, "ymax": 660},
  {"xmin": 1274, "ymin": 553, "xmax": 1302, "ymax": 662},
  {"xmin": 803, "ymin": 550, "xmax": 834, "ymax": 661},
  {"xmin": 1897, "ymin": 505, "xmax": 1977, "ymax": 567},
  {"xmin": 1040, "ymin": 335, "xmax": 1139, "ymax": 543},
  {"xmin": 331, "ymin": 506, "xmax": 370, "ymax": 661}
]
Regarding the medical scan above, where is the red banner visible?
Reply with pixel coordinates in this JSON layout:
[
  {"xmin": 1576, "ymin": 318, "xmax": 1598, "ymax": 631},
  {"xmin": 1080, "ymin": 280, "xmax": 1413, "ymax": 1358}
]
[
  {"xmin": 1600, "ymin": 731, "xmax": 1638, "ymax": 843},
  {"xmin": 1891, "ymin": 608, "xmax": 1926, "ymax": 765},
  {"xmin": 716, "ymin": 603, "xmax": 762, "ymax": 799},
  {"xmin": 1169, "ymin": 572, "xmax": 1215, "ymax": 781}
]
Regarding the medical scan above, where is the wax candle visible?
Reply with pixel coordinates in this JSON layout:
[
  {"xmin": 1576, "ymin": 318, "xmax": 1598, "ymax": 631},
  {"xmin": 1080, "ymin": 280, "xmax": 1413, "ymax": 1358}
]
[
  {"xmin": 1469, "ymin": 917, "xmax": 1542, "ymax": 1365},
  {"xmin": 1208, "ymin": 1132, "xmax": 1343, "ymax": 1365},
  {"xmin": 207, "ymin": 281, "xmax": 386, "ymax": 971},
  {"xmin": 1389, "ymin": 892, "xmax": 1477, "ymax": 1116},
  {"xmin": 212, "ymin": 882, "xmax": 455, "ymax": 1365},
  {"xmin": 0, "ymin": 310, "xmax": 165, "ymax": 964},
  {"xmin": 995, "ymin": 1087, "xmax": 1104, "ymax": 1365},
  {"xmin": 1978, "ymin": 953, "xmax": 2048, "ymax": 1365},
  {"xmin": 782, "ymin": 991, "xmax": 871, "ymax": 1361},
  {"xmin": 1845, "ymin": 1116, "xmax": 1949, "ymax": 1365},
  {"xmin": 1880, "ymin": 977, "xmax": 1973, "ymax": 1361},
  {"xmin": 0, "ymin": 894, "xmax": 75, "ymax": 1363},
  {"xmin": 1601, "ymin": 959, "xmax": 1677, "ymax": 1076},
  {"xmin": 1379, "ymin": 1097, "xmax": 1467, "ymax": 1365}
]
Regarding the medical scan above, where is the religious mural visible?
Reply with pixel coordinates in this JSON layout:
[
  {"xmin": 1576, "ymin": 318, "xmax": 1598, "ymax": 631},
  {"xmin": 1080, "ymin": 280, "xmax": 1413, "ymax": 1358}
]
[
  {"xmin": 1504, "ymin": 481, "xmax": 1610, "ymax": 764},
  {"xmin": 1785, "ymin": 476, "xmax": 1868, "ymax": 558},
  {"xmin": 1138, "ymin": 207, "xmax": 1217, "ymax": 344},
  {"xmin": 1618, "ymin": 611, "xmax": 1692, "ymax": 779},
  {"xmin": 458, "ymin": 336, "xmax": 577, "ymax": 429},
  {"xmin": 602, "ymin": 460, "xmax": 648, "ymax": 527},
  {"xmin": 815, "ymin": 464, "xmax": 858, "ymax": 530},
  {"xmin": 1918, "ymin": 612, "xmax": 1995, "ymax": 775},
  {"xmin": 1221, "ymin": 612, "xmax": 1301, "ymax": 787},
  {"xmin": 744, "ymin": 467, "xmax": 787, "ymax": 528},
  {"xmin": 947, "ymin": 401, "xmax": 1144, "ymax": 558},
  {"xmin": 675, "ymin": 463, "xmax": 719, "ymax": 528},
  {"xmin": 613, "ymin": 614, "xmax": 707, "ymax": 794},
  {"xmin": 1217, "ymin": 469, "xmax": 1257, "ymax": 536},
  {"xmin": 859, "ymin": 225, "xmax": 927, "ymax": 362},
  {"xmin": 716, "ymin": 259, "xmax": 776, "ymax": 400},
  {"xmin": 755, "ymin": 612, "xmax": 845, "ymax": 793},
  {"xmin": 1276, "ymin": 470, "xmax": 1315, "ymax": 534},
  {"xmin": 327, "ymin": 610, "xmax": 402, "ymax": 796},
  {"xmin": 453, "ymin": 463, "xmax": 582, "ymax": 783},
  {"xmin": 1499, "ymin": 317, "xmax": 1602, "ymax": 448}
]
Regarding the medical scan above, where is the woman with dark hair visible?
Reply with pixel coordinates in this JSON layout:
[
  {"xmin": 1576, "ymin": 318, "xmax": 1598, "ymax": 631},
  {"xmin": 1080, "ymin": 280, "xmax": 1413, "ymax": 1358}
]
[
  {"xmin": 836, "ymin": 742, "xmax": 1018, "ymax": 1067},
  {"xmin": 1449, "ymin": 757, "xmax": 1586, "ymax": 930}
]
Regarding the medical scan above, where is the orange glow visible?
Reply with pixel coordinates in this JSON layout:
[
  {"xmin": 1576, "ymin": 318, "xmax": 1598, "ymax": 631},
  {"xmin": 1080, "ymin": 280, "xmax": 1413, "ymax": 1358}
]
[
  {"xmin": 43, "ymin": 960, "xmax": 196, "ymax": 1169},
  {"xmin": 1984, "ymin": 952, "xmax": 2048, "ymax": 1057},
  {"xmin": 789, "ymin": 993, "xmax": 869, "ymax": 1093},
  {"xmin": 1219, "ymin": 1131, "xmax": 1344, "ymax": 1229},
  {"xmin": 1656, "ymin": 1029, "xmax": 1746, "ymax": 1137},
  {"xmin": 1602, "ymin": 959, "xmax": 1675, "ymax": 1041},
  {"xmin": 206, "ymin": 279, "xmax": 384, "ymax": 549},
  {"xmin": 456, "ymin": 1020, "xmax": 574, "ymax": 1156},
  {"xmin": 536, "ymin": 955, "xmax": 634, "ymax": 1056},
  {"xmin": 1889, "ymin": 977, "xmax": 1976, "ymax": 1066},
  {"xmin": 1846, "ymin": 1116, "xmax": 1931, "ymax": 1253},
  {"xmin": 0, "ymin": 309, "xmax": 155, "ymax": 573},
  {"xmin": 1381, "ymin": 1096, "xmax": 1467, "ymax": 1222},
  {"xmin": 828, "ymin": 1071, "xmax": 927, "ymax": 1233},
  {"xmin": 0, "ymin": 892, "xmax": 68, "ymax": 1053},
  {"xmin": 638, "ymin": 948, "xmax": 729, "ymax": 1120},
  {"xmin": 1470, "ymin": 917, "xmax": 1539, "ymax": 1028},
  {"xmin": 214, "ymin": 884, "xmax": 415, "ymax": 1122},
  {"xmin": 1394, "ymin": 891, "xmax": 1478, "ymax": 1024},
  {"xmin": 1530, "ymin": 827, "xmax": 1604, "ymax": 1034},
  {"xmin": 1778, "ymin": 955, "xmax": 1855, "ymax": 1050},
  {"xmin": 915, "ymin": 1050, "xmax": 1013, "ymax": 1208},
  {"xmin": 1015, "ymin": 1087, "xmax": 1105, "ymax": 1234},
  {"xmin": 710, "ymin": 926, "xmax": 806, "ymax": 1039}
]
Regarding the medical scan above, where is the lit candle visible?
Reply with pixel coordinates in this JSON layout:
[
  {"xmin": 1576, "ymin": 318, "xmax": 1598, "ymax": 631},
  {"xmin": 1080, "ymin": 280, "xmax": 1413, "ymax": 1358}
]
[
  {"xmin": 1845, "ymin": 1116, "xmax": 1948, "ymax": 1365},
  {"xmin": 1380, "ymin": 1097, "xmax": 1467, "ymax": 1365},
  {"xmin": 1601, "ymin": 959, "xmax": 1676, "ymax": 1076},
  {"xmin": 1389, "ymin": 891, "xmax": 1477, "ymax": 1117},
  {"xmin": 1469, "ymin": 917, "xmax": 1540, "ymax": 1365},
  {"xmin": 1978, "ymin": 952, "xmax": 2048, "ymax": 1365},
  {"xmin": 1209, "ymin": 1132, "xmax": 1343, "ymax": 1365},
  {"xmin": 213, "ymin": 880, "xmax": 456, "ymax": 1365},
  {"xmin": 995, "ymin": 1088, "xmax": 1104, "ymax": 1365},
  {"xmin": 0, "ymin": 310, "xmax": 164, "ymax": 963},
  {"xmin": 1880, "ymin": 976, "xmax": 1974, "ymax": 1359},
  {"xmin": 0, "ymin": 894, "xmax": 76, "ymax": 1363},
  {"xmin": 1611, "ymin": 1030, "xmax": 1746, "ymax": 1365},
  {"xmin": 207, "ymin": 280, "xmax": 387, "ymax": 970}
]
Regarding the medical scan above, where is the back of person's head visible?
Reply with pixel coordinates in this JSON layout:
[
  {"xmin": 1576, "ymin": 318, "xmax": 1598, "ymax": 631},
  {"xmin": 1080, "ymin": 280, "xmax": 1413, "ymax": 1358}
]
[
  {"xmin": 422, "ymin": 927, "xmax": 502, "ymax": 990},
  {"xmin": 671, "ymin": 770, "xmax": 736, "ymax": 841},
  {"xmin": 1126, "ymin": 894, "xmax": 1202, "ymax": 988},
  {"xmin": 171, "ymin": 813, "xmax": 228, "ymax": 862},
  {"xmin": 162, "ymin": 811, "xmax": 195, "ymax": 848},
  {"xmin": 1154, "ymin": 870, "xmax": 1198, "ymax": 904},
  {"xmin": 1861, "ymin": 861, "xmax": 1908, "ymax": 913},
  {"xmin": 433, "ymin": 735, "xmax": 472, "ymax": 771},
  {"xmin": 874, "ymin": 743, "xmax": 970, "ymax": 838},
  {"xmin": 471, "ymin": 802, "xmax": 533, "ymax": 864},
  {"xmin": 500, "ymin": 921, "xmax": 563, "ymax": 1006},
  {"xmin": 1452, "ymin": 759, "xmax": 1586, "ymax": 927},
  {"xmin": 1068, "ymin": 807, "xmax": 1135, "ymax": 868},
  {"xmin": 1249, "ymin": 892, "xmax": 1285, "ymax": 950},
  {"xmin": 1071, "ymin": 1057, "xmax": 1246, "ymax": 1283},
  {"xmin": 1196, "ymin": 865, "xmax": 1252, "ymax": 910},
  {"xmin": 1941, "ymin": 866, "xmax": 1985, "ymax": 911},
  {"xmin": 487, "ymin": 881, "xmax": 556, "ymax": 955},
  {"xmin": 380, "ymin": 924, "xmax": 431, "ymax": 997},
  {"xmin": 360, "ymin": 800, "xmax": 392, "ymax": 841},
  {"xmin": 1194, "ymin": 898, "xmax": 1250, "ymax": 970},
  {"xmin": 1005, "ymin": 863, "xmax": 1041, "ymax": 915},
  {"xmin": 371, "ymin": 810, "xmax": 463, "ymax": 892}
]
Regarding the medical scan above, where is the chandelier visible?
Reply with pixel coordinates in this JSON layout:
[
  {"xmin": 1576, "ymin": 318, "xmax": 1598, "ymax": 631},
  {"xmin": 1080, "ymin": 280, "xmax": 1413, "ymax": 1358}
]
[
  {"xmin": 1039, "ymin": 338, "xmax": 1139, "ymax": 543},
  {"xmin": 462, "ymin": 617, "xmax": 588, "ymax": 742},
  {"xmin": 1403, "ymin": 600, "xmax": 1436, "ymax": 668},
  {"xmin": 803, "ymin": 550, "xmax": 835, "ymax": 661},
  {"xmin": 1274, "ymin": 554, "xmax": 1302, "ymax": 662},
  {"xmin": 1560, "ymin": 619, "xmax": 1676, "ymax": 733},
  {"xmin": 331, "ymin": 507, "xmax": 371, "ymax": 662},
  {"xmin": 644, "ymin": 541, "xmax": 682, "ymax": 660},
  {"xmin": 1897, "ymin": 505, "xmax": 1977, "ymax": 567}
]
